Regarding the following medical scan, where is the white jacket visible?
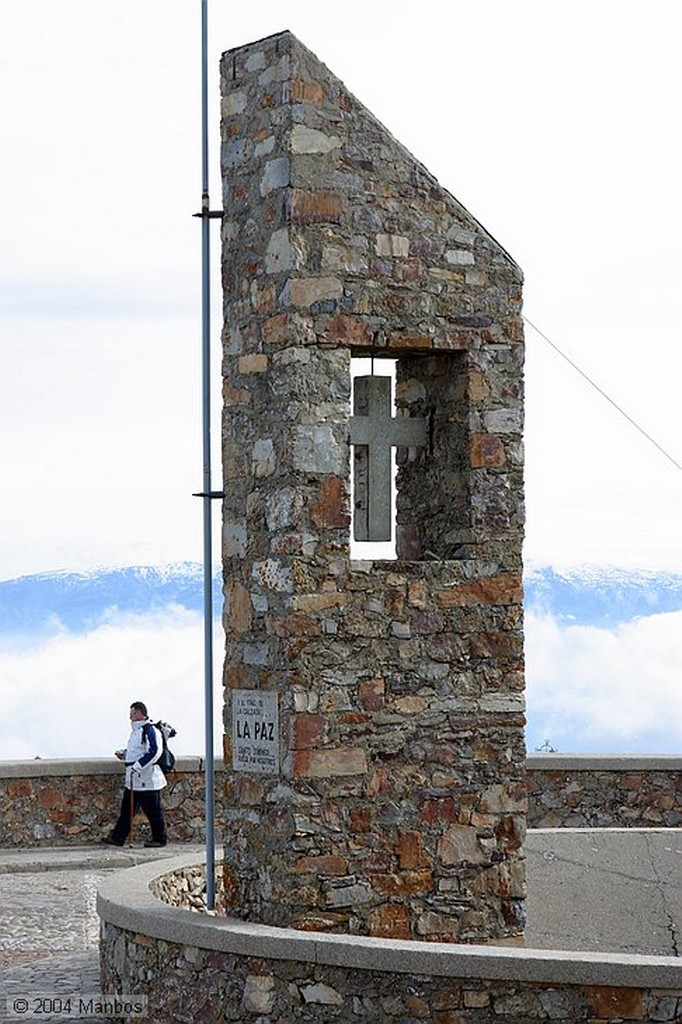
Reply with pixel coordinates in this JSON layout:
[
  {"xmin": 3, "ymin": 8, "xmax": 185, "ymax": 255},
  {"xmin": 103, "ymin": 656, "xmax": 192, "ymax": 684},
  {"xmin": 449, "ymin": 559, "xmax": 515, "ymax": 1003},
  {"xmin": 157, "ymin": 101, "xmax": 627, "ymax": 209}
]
[{"xmin": 124, "ymin": 719, "xmax": 166, "ymax": 791}]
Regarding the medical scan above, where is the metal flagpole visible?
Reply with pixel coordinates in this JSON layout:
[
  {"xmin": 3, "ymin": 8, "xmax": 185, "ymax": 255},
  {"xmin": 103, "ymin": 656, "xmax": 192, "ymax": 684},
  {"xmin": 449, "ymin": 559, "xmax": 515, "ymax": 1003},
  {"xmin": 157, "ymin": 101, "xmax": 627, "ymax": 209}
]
[
  {"xmin": 193, "ymin": 0, "xmax": 223, "ymax": 912},
  {"xmin": 200, "ymin": 0, "xmax": 216, "ymax": 913}
]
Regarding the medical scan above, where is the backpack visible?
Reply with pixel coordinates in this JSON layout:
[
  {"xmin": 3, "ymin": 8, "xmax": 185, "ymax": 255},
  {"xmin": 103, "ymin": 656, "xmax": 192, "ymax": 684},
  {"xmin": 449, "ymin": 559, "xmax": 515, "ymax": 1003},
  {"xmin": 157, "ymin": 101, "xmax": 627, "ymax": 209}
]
[{"xmin": 144, "ymin": 720, "xmax": 176, "ymax": 774}]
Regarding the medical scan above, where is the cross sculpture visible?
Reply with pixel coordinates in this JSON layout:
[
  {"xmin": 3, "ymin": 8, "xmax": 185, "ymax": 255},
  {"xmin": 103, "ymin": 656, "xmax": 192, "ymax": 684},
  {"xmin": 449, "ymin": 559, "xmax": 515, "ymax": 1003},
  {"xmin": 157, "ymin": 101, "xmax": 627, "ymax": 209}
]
[{"xmin": 350, "ymin": 375, "xmax": 427, "ymax": 542}]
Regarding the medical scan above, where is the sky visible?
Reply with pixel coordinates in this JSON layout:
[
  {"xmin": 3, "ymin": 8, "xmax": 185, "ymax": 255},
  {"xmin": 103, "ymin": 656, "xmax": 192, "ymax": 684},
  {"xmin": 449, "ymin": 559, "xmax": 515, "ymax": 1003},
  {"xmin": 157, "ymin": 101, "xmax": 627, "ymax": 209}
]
[{"xmin": 1, "ymin": 1, "xmax": 681, "ymax": 758}]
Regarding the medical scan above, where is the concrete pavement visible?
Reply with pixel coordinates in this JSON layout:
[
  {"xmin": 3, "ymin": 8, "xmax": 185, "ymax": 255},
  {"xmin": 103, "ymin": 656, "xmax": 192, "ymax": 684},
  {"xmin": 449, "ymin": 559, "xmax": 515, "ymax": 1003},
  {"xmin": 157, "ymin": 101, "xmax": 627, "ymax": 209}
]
[{"xmin": 524, "ymin": 828, "xmax": 681, "ymax": 957}]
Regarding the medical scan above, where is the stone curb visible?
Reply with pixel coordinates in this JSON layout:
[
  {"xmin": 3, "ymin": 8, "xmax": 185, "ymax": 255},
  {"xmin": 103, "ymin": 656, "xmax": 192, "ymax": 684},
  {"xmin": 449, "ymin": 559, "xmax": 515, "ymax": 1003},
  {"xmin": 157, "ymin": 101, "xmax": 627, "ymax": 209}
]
[
  {"xmin": 0, "ymin": 843, "xmax": 208, "ymax": 874},
  {"xmin": 530, "ymin": 825, "xmax": 681, "ymax": 834},
  {"xmin": 97, "ymin": 851, "xmax": 681, "ymax": 989},
  {"xmin": 527, "ymin": 754, "xmax": 681, "ymax": 771},
  {"xmin": 0, "ymin": 757, "xmax": 225, "ymax": 778},
  {"xmin": 2, "ymin": 755, "xmax": 677, "ymax": 779}
]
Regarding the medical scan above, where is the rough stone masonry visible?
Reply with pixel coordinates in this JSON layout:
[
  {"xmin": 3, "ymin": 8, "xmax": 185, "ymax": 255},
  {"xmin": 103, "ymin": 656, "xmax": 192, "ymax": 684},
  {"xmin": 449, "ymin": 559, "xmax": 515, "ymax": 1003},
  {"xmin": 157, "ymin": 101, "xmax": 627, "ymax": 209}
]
[{"xmin": 220, "ymin": 30, "xmax": 525, "ymax": 943}]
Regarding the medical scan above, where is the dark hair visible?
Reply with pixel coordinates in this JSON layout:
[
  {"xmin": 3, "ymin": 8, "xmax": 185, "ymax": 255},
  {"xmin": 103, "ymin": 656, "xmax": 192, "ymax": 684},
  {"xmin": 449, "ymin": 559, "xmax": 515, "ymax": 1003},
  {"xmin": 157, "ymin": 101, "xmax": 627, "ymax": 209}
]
[{"xmin": 130, "ymin": 701, "xmax": 148, "ymax": 717}]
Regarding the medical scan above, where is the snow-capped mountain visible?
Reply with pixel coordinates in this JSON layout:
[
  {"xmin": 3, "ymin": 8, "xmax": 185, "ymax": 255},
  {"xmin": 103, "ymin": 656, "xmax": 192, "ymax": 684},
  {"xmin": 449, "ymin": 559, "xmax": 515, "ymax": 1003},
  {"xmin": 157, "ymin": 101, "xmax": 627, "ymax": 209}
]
[
  {"xmin": 523, "ymin": 565, "xmax": 682, "ymax": 627},
  {"xmin": 2, "ymin": 562, "xmax": 682, "ymax": 636},
  {"xmin": 0, "ymin": 563, "xmax": 221, "ymax": 635}
]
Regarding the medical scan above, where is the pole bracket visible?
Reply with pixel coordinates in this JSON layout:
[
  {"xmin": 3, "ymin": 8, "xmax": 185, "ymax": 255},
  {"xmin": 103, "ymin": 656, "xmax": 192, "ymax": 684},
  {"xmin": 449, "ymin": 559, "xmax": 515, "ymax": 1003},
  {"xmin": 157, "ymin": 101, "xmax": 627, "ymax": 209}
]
[
  {"xmin": 192, "ymin": 491, "xmax": 225, "ymax": 499},
  {"xmin": 193, "ymin": 211, "xmax": 224, "ymax": 219}
]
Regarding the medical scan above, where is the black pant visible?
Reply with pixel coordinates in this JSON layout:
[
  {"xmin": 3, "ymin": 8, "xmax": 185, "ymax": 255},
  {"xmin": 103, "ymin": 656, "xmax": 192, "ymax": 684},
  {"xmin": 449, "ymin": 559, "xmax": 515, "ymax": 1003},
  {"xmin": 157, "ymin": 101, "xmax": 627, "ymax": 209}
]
[{"xmin": 110, "ymin": 787, "xmax": 167, "ymax": 845}]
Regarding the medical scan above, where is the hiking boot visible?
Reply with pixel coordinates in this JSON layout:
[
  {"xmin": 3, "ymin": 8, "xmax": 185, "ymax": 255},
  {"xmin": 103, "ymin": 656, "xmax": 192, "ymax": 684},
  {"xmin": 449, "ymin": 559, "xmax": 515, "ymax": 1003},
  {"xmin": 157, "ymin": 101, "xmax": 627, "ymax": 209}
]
[
  {"xmin": 144, "ymin": 840, "xmax": 167, "ymax": 848},
  {"xmin": 102, "ymin": 836, "xmax": 124, "ymax": 847}
]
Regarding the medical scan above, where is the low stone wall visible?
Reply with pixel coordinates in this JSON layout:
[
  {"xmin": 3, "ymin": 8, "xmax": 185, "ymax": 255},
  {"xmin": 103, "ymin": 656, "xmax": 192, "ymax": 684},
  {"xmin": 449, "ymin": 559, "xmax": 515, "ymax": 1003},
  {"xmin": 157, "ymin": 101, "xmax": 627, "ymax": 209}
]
[
  {"xmin": 98, "ymin": 853, "xmax": 682, "ymax": 1024},
  {"xmin": 0, "ymin": 758, "xmax": 222, "ymax": 847},
  {"xmin": 0, "ymin": 755, "xmax": 679, "ymax": 846},
  {"xmin": 526, "ymin": 755, "xmax": 681, "ymax": 828}
]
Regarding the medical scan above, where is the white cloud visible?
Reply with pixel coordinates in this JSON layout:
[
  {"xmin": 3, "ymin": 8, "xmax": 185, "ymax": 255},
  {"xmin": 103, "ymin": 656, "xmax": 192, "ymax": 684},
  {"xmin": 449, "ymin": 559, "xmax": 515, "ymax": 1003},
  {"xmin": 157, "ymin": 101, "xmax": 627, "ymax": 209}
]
[
  {"xmin": 0, "ymin": 608, "xmax": 223, "ymax": 760},
  {"xmin": 525, "ymin": 610, "xmax": 682, "ymax": 754},
  {"xmin": 2, "ymin": 601, "xmax": 680, "ymax": 762}
]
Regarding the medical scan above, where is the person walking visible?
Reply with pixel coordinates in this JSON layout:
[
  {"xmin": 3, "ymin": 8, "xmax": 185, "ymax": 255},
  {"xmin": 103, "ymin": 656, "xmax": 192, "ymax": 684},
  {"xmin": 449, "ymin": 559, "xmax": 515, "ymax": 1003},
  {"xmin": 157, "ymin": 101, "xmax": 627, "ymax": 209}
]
[{"xmin": 103, "ymin": 701, "xmax": 168, "ymax": 848}]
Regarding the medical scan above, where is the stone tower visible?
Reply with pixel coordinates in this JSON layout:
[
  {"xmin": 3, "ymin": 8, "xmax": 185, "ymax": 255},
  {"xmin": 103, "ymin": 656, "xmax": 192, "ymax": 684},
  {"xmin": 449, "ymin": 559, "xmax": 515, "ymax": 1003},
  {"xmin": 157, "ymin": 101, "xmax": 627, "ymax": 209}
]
[{"xmin": 220, "ymin": 31, "xmax": 526, "ymax": 943}]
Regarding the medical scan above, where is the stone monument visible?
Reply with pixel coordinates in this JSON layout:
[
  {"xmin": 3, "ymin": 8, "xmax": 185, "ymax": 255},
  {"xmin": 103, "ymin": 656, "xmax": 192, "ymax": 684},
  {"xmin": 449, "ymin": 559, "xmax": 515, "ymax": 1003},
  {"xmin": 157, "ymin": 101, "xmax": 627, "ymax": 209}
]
[{"xmin": 220, "ymin": 30, "xmax": 526, "ymax": 943}]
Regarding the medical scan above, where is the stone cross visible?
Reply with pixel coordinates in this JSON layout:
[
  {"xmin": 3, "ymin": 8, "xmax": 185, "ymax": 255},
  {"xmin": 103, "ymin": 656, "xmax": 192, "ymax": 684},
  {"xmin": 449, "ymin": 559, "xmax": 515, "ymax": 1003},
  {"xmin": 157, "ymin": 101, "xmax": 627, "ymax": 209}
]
[{"xmin": 350, "ymin": 375, "xmax": 427, "ymax": 541}]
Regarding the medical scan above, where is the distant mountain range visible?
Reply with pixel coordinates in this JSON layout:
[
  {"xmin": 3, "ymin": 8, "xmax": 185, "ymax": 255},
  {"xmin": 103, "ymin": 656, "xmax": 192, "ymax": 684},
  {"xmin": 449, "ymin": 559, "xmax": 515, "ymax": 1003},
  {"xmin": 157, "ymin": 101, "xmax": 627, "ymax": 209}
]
[
  {"xmin": 524, "ymin": 565, "xmax": 682, "ymax": 627},
  {"xmin": 0, "ymin": 563, "xmax": 221, "ymax": 635},
  {"xmin": 1, "ymin": 562, "xmax": 682, "ymax": 636}
]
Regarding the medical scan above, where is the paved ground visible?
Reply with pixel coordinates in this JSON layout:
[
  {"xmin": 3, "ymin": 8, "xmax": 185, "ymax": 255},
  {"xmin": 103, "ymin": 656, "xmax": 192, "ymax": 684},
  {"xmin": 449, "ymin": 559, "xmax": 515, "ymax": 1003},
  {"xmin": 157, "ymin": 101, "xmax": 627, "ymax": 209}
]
[
  {"xmin": 0, "ymin": 845, "xmax": 205, "ymax": 1023},
  {"xmin": 525, "ymin": 828, "xmax": 681, "ymax": 957},
  {"xmin": 0, "ymin": 832, "xmax": 679, "ymax": 1021}
]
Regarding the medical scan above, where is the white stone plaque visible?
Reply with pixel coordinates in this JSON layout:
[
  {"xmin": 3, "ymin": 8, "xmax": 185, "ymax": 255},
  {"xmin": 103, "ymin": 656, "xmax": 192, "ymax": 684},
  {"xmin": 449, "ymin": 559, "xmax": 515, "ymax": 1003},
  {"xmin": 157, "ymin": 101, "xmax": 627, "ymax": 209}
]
[{"xmin": 232, "ymin": 690, "xmax": 280, "ymax": 774}]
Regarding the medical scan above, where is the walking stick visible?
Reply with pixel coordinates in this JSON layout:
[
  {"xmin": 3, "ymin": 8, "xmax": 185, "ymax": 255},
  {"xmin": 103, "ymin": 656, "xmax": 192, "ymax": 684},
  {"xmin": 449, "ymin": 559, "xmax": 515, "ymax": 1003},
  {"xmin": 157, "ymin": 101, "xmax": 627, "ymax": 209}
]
[{"xmin": 128, "ymin": 770, "xmax": 135, "ymax": 847}]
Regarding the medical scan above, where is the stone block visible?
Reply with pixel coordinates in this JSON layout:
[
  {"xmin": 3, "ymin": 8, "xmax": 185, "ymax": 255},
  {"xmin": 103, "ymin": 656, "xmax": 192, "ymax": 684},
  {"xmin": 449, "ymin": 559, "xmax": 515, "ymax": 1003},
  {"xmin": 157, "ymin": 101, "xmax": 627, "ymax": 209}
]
[
  {"xmin": 370, "ymin": 869, "xmax": 433, "ymax": 896},
  {"xmin": 265, "ymin": 487, "xmax": 300, "ymax": 531},
  {"xmin": 470, "ymin": 432, "xmax": 506, "ymax": 468},
  {"xmin": 291, "ymin": 592, "xmax": 344, "ymax": 614},
  {"xmin": 290, "ymin": 714, "xmax": 327, "ymax": 749},
  {"xmin": 236, "ymin": 775, "xmax": 264, "ymax": 805},
  {"xmin": 415, "ymin": 910, "xmax": 460, "ymax": 938},
  {"xmin": 438, "ymin": 825, "xmax": 488, "ymax": 866},
  {"xmin": 225, "ymin": 582, "xmax": 252, "ymax": 635},
  {"xmin": 242, "ymin": 974, "xmax": 275, "ymax": 1014},
  {"xmin": 262, "ymin": 311, "xmax": 315, "ymax": 346},
  {"xmin": 349, "ymin": 806, "xmax": 373, "ymax": 833},
  {"xmin": 325, "ymin": 882, "xmax": 373, "ymax": 907},
  {"xmin": 310, "ymin": 476, "xmax": 350, "ymax": 529},
  {"xmin": 388, "ymin": 331, "xmax": 433, "ymax": 350},
  {"xmin": 290, "ymin": 190, "xmax": 343, "ymax": 224},
  {"xmin": 478, "ymin": 784, "xmax": 527, "ymax": 815},
  {"xmin": 301, "ymin": 983, "xmax": 344, "ymax": 1006},
  {"xmin": 223, "ymin": 522, "xmax": 247, "ymax": 557},
  {"xmin": 392, "ymin": 695, "xmax": 428, "ymax": 714},
  {"xmin": 292, "ymin": 425, "xmax": 344, "ymax": 474},
  {"xmin": 6, "ymin": 782, "xmax": 31, "ymax": 798},
  {"xmin": 290, "ymin": 124, "xmax": 341, "ymax": 154},
  {"xmin": 445, "ymin": 248, "xmax": 475, "ymax": 265},
  {"xmin": 420, "ymin": 797, "xmax": 458, "ymax": 825},
  {"xmin": 265, "ymin": 228, "xmax": 294, "ymax": 274},
  {"xmin": 286, "ymin": 276, "xmax": 343, "ymax": 308},
  {"xmin": 396, "ymin": 830, "xmax": 431, "ymax": 870},
  {"xmin": 260, "ymin": 156, "xmax": 289, "ymax": 195},
  {"xmin": 292, "ymin": 747, "xmax": 368, "ymax": 778},
  {"xmin": 322, "ymin": 314, "xmax": 372, "ymax": 347},
  {"xmin": 266, "ymin": 613, "xmax": 321, "ymax": 638},
  {"xmin": 484, "ymin": 407, "xmax": 522, "ymax": 433},
  {"xmin": 291, "ymin": 910, "xmax": 349, "ymax": 931},
  {"xmin": 436, "ymin": 573, "xmax": 523, "ymax": 608},
  {"xmin": 252, "ymin": 559, "xmax": 294, "ymax": 592},
  {"xmin": 463, "ymin": 989, "xmax": 491, "ymax": 1008},
  {"xmin": 289, "ymin": 79, "xmax": 326, "ymax": 104},
  {"xmin": 250, "ymin": 280, "xmax": 276, "ymax": 314},
  {"xmin": 376, "ymin": 233, "xmax": 410, "ymax": 257},
  {"xmin": 251, "ymin": 438, "xmax": 276, "ymax": 478},
  {"xmin": 368, "ymin": 903, "xmax": 411, "ymax": 939},
  {"xmin": 321, "ymin": 245, "xmax": 368, "ymax": 274},
  {"xmin": 38, "ymin": 787, "xmax": 61, "ymax": 810},
  {"xmin": 585, "ymin": 986, "xmax": 644, "ymax": 1020},
  {"xmin": 221, "ymin": 90, "xmax": 247, "ymax": 117},
  {"xmin": 291, "ymin": 855, "xmax": 347, "ymax": 876}
]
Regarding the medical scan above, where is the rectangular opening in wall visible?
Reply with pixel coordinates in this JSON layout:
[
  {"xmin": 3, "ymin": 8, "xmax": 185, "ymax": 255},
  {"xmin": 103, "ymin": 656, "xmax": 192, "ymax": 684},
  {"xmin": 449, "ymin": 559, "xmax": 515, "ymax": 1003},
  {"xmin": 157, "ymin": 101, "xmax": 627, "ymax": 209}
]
[{"xmin": 350, "ymin": 357, "xmax": 397, "ymax": 560}]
